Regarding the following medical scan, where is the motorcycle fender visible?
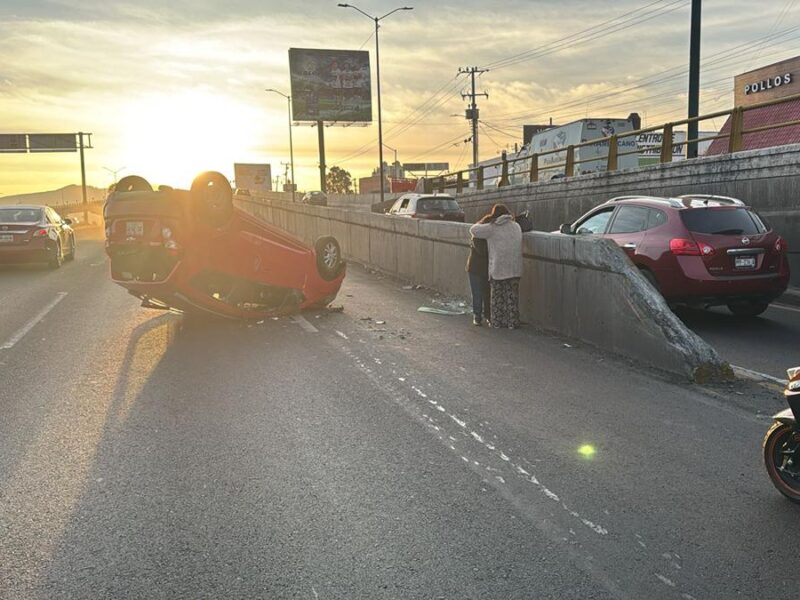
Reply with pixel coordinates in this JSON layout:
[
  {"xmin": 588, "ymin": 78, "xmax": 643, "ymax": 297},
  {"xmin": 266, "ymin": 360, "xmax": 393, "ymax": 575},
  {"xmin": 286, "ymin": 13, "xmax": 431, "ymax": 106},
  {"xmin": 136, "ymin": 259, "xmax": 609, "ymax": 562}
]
[{"xmin": 773, "ymin": 408, "xmax": 796, "ymax": 426}]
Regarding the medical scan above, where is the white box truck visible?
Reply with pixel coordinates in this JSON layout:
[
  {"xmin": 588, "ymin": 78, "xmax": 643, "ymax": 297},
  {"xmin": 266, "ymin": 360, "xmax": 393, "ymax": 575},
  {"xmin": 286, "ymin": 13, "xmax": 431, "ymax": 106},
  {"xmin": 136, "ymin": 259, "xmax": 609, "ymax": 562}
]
[{"xmin": 510, "ymin": 118, "xmax": 639, "ymax": 183}]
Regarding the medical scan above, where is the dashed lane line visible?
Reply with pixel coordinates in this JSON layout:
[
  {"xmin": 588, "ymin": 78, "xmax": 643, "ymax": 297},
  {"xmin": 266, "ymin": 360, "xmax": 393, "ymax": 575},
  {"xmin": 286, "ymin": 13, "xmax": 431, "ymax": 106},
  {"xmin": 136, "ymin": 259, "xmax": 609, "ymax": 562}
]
[
  {"xmin": 291, "ymin": 315, "xmax": 319, "ymax": 333},
  {"xmin": 1, "ymin": 292, "xmax": 68, "ymax": 350}
]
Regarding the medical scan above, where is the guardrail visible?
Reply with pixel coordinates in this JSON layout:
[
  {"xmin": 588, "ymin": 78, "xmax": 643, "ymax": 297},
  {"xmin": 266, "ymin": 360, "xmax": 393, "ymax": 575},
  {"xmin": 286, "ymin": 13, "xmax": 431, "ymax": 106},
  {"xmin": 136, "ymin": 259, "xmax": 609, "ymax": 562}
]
[{"xmin": 425, "ymin": 92, "xmax": 800, "ymax": 194}]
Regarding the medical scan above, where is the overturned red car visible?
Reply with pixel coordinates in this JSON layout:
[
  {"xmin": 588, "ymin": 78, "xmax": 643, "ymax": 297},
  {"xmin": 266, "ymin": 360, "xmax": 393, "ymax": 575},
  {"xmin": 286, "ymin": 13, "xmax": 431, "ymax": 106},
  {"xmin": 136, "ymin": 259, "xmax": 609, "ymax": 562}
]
[{"xmin": 104, "ymin": 171, "xmax": 345, "ymax": 319}]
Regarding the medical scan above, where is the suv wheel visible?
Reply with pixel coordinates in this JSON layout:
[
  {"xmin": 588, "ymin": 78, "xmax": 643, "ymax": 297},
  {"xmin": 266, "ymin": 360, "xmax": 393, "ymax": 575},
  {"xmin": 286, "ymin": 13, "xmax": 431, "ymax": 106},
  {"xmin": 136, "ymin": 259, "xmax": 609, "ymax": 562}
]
[{"xmin": 727, "ymin": 301, "xmax": 769, "ymax": 317}]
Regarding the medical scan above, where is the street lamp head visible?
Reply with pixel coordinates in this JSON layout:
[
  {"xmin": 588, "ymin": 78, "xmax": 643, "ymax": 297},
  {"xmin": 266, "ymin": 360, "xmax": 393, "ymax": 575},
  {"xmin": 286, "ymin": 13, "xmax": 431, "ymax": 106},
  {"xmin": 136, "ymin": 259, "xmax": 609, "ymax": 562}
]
[
  {"xmin": 337, "ymin": 3, "xmax": 349, "ymax": 6},
  {"xmin": 402, "ymin": 6, "xmax": 413, "ymax": 9}
]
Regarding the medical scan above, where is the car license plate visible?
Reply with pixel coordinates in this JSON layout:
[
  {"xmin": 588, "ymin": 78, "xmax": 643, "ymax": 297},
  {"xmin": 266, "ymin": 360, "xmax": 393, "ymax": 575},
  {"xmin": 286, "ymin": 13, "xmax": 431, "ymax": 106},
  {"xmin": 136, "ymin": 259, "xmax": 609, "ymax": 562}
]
[
  {"xmin": 734, "ymin": 256, "xmax": 756, "ymax": 269},
  {"xmin": 0, "ymin": 234, "xmax": 13, "ymax": 243},
  {"xmin": 126, "ymin": 221, "xmax": 144, "ymax": 237}
]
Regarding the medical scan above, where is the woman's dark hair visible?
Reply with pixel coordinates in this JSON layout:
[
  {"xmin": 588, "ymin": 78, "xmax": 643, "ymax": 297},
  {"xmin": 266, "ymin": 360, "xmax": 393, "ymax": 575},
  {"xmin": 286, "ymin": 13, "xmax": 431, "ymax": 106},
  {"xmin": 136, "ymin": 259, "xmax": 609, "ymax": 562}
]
[{"xmin": 479, "ymin": 203, "xmax": 510, "ymax": 223}]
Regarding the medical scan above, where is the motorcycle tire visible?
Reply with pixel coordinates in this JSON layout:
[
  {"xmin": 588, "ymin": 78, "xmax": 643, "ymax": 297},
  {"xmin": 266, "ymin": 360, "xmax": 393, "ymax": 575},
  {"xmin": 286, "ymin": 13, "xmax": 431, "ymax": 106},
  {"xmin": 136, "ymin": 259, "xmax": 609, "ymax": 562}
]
[{"xmin": 763, "ymin": 422, "xmax": 800, "ymax": 503}]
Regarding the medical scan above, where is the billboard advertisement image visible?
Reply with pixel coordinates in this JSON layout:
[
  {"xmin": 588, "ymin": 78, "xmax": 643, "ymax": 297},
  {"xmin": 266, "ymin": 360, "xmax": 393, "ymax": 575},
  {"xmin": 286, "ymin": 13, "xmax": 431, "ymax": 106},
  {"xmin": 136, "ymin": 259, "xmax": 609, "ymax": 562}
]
[{"xmin": 289, "ymin": 48, "xmax": 372, "ymax": 123}]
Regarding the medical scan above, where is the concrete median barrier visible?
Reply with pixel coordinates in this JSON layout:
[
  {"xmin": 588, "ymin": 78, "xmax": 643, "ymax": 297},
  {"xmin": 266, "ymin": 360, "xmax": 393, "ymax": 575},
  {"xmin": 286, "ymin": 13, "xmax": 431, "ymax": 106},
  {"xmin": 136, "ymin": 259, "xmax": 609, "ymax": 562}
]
[{"xmin": 235, "ymin": 197, "xmax": 732, "ymax": 382}]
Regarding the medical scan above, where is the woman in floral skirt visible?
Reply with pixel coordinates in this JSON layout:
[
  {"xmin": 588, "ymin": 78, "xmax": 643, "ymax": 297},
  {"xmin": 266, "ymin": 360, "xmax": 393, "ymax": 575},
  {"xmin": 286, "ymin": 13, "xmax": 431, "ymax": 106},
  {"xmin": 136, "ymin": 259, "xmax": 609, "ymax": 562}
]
[{"xmin": 469, "ymin": 204, "xmax": 523, "ymax": 329}]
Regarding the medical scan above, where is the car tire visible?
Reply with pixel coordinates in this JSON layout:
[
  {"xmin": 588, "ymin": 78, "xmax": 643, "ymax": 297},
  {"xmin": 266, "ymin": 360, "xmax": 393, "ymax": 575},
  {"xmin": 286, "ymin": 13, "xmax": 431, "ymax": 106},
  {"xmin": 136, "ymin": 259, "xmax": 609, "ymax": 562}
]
[
  {"xmin": 49, "ymin": 240, "xmax": 63, "ymax": 269},
  {"xmin": 65, "ymin": 235, "xmax": 76, "ymax": 261},
  {"xmin": 191, "ymin": 171, "xmax": 233, "ymax": 228},
  {"xmin": 315, "ymin": 236, "xmax": 344, "ymax": 281},
  {"xmin": 728, "ymin": 301, "xmax": 769, "ymax": 317},
  {"xmin": 114, "ymin": 175, "xmax": 153, "ymax": 193}
]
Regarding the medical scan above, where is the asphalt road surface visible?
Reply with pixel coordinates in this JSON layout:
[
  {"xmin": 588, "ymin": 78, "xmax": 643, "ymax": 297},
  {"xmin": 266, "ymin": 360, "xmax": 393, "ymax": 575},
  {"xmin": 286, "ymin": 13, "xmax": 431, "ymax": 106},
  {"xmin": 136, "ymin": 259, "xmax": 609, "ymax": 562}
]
[
  {"xmin": 1, "ymin": 228, "xmax": 798, "ymax": 599},
  {"xmin": 678, "ymin": 303, "xmax": 800, "ymax": 381}
]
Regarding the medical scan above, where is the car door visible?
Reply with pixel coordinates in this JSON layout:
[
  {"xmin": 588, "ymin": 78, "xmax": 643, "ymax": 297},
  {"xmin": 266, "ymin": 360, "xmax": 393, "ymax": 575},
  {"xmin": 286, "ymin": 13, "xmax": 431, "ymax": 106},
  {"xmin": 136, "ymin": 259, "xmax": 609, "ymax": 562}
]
[
  {"xmin": 389, "ymin": 196, "xmax": 408, "ymax": 215},
  {"xmin": 605, "ymin": 205, "xmax": 651, "ymax": 261}
]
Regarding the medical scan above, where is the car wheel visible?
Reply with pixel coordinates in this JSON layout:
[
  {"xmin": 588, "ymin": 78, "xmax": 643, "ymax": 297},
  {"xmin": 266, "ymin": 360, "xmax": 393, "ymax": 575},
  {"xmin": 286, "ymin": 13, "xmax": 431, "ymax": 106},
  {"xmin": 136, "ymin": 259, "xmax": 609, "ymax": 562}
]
[
  {"xmin": 191, "ymin": 171, "xmax": 233, "ymax": 228},
  {"xmin": 65, "ymin": 236, "xmax": 76, "ymax": 261},
  {"xmin": 728, "ymin": 301, "xmax": 769, "ymax": 317},
  {"xmin": 315, "ymin": 236, "xmax": 344, "ymax": 281},
  {"xmin": 49, "ymin": 241, "xmax": 63, "ymax": 269},
  {"xmin": 114, "ymin": 175, "xmax": 153, "ymax": 193}
]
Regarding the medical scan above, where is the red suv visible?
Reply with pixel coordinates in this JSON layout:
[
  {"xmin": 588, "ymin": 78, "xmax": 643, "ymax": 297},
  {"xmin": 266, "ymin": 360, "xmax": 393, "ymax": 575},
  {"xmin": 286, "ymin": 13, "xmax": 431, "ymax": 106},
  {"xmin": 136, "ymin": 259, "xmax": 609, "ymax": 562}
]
[{"xmin": 559, "ymin": 195, "xmax": 790, "ymax": 316}]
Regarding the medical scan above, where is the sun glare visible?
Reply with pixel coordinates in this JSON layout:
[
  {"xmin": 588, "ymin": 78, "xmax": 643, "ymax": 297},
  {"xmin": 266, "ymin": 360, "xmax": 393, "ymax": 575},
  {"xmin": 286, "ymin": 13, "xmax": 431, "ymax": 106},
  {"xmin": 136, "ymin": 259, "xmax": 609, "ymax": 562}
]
[{"xmin": 118, "ymin": 91, "xmax": 268, "ymax": 187}]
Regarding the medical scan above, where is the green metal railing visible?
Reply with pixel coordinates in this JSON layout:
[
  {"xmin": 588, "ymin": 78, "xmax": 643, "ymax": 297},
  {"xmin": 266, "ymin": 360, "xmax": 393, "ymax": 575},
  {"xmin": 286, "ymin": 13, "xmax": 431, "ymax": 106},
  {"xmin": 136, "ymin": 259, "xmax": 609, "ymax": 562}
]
[{"xmin": 424, "ymin": 92, "xmax": 800, "ymax": 194}]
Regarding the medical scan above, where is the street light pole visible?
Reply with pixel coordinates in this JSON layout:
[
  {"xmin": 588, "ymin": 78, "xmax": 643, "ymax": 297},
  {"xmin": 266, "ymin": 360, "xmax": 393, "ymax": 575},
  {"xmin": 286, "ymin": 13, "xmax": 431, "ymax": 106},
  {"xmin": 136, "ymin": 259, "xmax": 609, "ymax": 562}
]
[
  {"xmin": 265, "ymin": 88, "xmax": 296, "ymax": 201},
  {"xmin": 338, "ymin": 3, "xmax": 413, "ymax": 203}
]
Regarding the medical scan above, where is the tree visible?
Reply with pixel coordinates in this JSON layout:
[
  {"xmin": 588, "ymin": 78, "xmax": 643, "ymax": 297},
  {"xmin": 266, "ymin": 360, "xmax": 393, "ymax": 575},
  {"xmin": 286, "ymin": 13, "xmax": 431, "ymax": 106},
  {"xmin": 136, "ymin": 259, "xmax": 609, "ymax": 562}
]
[{"xmin": 326, "ymin": 166, "xmax": 353, "ymax": 194}]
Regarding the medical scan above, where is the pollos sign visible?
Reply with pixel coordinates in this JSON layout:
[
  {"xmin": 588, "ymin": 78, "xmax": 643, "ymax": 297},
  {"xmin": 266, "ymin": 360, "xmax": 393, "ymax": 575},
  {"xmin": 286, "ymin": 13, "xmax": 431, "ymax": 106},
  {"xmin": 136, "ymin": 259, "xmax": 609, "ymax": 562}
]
[{"xmin": 744, "ymin": 73, "xmax": 793, "ymax": 96}]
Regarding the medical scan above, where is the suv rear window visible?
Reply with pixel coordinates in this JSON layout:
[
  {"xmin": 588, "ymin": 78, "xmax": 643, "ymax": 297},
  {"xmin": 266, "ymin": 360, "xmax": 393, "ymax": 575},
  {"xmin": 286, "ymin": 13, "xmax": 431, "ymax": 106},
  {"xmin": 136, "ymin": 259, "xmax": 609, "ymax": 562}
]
[
  {"xmin": 680, "ymin": 208, "xmax": 766, "ymax": 235},
  {"xmin": 418, "ymin": 198, "xmax": 460, "ymax": 212}
]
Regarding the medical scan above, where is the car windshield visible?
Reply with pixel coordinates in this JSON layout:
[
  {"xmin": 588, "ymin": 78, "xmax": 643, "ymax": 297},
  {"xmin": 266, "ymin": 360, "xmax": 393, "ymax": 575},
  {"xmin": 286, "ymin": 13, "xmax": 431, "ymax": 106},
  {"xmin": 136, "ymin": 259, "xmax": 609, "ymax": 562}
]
[
  {"xmin": 0, "ymin": 208, "xmax": 42, "ymax": 223},
  {"xmin": 418, "ymin": 198, "xmax": 460, "ymax": 212},
  {"xmin": 680, "ymin": 208, "xmax": 766, "ymax": 235}
]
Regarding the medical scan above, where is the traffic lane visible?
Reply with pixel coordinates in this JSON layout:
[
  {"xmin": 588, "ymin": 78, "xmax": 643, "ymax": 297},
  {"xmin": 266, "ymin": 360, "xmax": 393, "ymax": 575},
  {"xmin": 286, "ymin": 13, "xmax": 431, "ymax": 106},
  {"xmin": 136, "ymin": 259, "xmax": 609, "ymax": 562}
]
[
  {"xmin": 9, "ymin": 317, "xmax": 614, "ymax": 600},
  {"xmin": 312, "ymin": 266, "xmax": 797, "ymax": 599},
  {"xmin": 0, "ymin": 246, "xmax": 158, "ymax": 596},
  {"xmin": 0, "ymin": 227, "xmax": 108, "ymax": 346},
  {"xmin": 677, "ymin": 303, "xmax": 800, "ymax": 380},
  {"xmin": 1, "ymin": 259, "xmax": 792, "ymax": 599}
]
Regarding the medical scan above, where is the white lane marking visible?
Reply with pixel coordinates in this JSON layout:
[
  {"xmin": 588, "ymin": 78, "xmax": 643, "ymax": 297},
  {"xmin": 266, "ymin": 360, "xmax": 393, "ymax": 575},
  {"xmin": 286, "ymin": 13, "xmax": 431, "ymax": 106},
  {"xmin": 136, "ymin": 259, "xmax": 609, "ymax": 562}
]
[
  {"xmin": 1, "ymin": 292, "xmax": 68, "ymax": 350},
  {"xmin": 731, "ymin": 365, "xmax": 788, "ymax": 386},
  {"xmin": 771, "ymin": 303, "xmax": 800, "ymax": 314},
  {"xmin": 292, "ymin": 315, "xmax": 318, "ymax": 333}
]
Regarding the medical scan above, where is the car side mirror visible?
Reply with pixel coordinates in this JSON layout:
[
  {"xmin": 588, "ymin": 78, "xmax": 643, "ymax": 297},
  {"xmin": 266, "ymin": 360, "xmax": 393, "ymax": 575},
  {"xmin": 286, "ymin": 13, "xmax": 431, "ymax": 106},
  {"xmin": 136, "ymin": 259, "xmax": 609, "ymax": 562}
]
[
  {"xmin": 63, "ymin": 218, "xmax": 73, "ymax": 225},
  {"xmin": 559, "ymin": 223, "xmax": 573, "ymax": 234}
]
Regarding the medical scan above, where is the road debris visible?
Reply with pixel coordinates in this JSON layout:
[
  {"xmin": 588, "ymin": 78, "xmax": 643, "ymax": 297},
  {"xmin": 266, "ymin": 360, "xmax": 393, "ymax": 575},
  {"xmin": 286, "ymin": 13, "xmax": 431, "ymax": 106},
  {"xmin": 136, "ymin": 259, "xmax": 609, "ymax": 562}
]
[{"xmin": 418, "ymin": 306, "xmax": 465, "ymax": 316}]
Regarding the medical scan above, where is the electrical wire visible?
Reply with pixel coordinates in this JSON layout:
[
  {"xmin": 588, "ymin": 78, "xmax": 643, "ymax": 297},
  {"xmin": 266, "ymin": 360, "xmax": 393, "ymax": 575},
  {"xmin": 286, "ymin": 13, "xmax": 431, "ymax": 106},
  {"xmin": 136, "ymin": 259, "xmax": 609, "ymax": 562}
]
[{"xmin": 484, "ymin": 0, "xmax": 688, "ymax": 72}]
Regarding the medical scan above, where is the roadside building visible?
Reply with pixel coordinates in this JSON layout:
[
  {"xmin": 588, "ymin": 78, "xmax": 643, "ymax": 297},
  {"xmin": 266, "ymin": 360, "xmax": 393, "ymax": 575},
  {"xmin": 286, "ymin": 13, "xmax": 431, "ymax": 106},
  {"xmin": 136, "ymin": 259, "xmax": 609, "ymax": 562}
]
[{"xmin": 706, "ymin": 55, "xmax": 800, "ymax": 155}]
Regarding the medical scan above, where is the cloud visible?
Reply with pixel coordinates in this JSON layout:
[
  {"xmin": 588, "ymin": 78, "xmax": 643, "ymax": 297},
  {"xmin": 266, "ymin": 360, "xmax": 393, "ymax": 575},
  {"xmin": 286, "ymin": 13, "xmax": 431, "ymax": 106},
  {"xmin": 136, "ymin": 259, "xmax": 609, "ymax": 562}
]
[{"xmin": 1, "ymin": 0, "xmax": 798, "ymax": 193}]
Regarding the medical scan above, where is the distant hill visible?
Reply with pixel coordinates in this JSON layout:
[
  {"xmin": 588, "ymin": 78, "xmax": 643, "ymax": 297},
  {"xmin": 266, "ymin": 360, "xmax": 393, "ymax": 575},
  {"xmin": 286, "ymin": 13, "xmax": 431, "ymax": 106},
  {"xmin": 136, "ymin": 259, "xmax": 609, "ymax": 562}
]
[{"xmin": 0, "ymin": 184, "xmax": 107, "ymax": 207}]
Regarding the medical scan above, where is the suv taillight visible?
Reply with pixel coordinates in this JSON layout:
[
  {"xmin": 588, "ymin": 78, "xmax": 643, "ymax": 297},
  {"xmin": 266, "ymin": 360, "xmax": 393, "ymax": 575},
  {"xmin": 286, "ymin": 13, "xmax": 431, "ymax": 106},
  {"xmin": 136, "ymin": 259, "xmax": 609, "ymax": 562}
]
[
  {"xmin": 775, "ymin": 236, "xmax": 786, "ymax": 253},
  {"xmin": 670, "ymin": 238, "xmax": 700, "ymax": 255},
  {"xmin": 33, "ymin": 228, "xmax": 49, "ymax": 238},
  {"xmin": 670, "ymin": 238, "xmax": 714, "ymax": 256}
]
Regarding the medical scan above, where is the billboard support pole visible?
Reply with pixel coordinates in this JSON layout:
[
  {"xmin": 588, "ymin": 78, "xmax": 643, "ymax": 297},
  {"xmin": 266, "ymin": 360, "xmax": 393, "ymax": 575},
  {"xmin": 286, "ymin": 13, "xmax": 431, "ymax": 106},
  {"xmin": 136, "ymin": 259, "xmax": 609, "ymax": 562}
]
[
  {"xmin": 78, "ymin": 132, "xmax": 88, "ymax": 224},
  {"xmin": 288, "ymin": 95, "xmax": 295, "ymax": 201},
  {"xmin": 317, "ymin": 121, "xmax": 327, "ymax": 193},
  {"xmin": 374, "ymin": 16, "xmax": 385, "ymax": 203}
]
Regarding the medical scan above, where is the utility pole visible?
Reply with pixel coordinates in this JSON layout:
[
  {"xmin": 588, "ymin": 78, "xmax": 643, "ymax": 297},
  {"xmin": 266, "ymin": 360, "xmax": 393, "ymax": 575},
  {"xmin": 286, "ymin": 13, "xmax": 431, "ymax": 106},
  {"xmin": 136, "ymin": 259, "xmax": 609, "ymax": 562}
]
[
  {"xmin": 458, "ymin": 67, "xmax": 489, "ymax": 182},
  {"xmin": 687, "ymin": 0, "xmax": 702, "ymax": 158},
  {"xmin": 281, "ymin": 161, "xmax": 291, "ymax": 192}
]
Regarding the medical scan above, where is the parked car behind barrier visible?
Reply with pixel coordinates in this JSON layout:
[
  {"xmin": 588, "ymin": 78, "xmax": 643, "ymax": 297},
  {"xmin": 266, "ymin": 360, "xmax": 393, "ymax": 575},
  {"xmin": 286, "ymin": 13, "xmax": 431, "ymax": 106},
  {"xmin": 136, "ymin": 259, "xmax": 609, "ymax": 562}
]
[
  {"xmin": 387, "ymin": 193, "xmax": 465, "ymax": 222},
  {"xmin": 557, "ymin": 194, "xmax": 790, "ymax": 316}
]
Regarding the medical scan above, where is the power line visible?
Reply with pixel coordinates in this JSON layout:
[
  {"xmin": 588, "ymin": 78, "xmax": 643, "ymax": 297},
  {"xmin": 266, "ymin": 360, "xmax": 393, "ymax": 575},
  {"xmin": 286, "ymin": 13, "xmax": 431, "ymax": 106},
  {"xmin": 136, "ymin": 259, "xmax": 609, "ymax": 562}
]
[{"xmin": 484, "ymin": 0, "xmax": 688, "ymax": 72}]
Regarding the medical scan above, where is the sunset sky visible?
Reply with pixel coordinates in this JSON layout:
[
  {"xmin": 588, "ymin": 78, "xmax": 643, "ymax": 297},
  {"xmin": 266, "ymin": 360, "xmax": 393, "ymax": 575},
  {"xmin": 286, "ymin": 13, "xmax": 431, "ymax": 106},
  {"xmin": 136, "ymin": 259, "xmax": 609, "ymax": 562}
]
[{"xmin": 0, "ymin": 0, "xmax": 798, "ymax": 195}]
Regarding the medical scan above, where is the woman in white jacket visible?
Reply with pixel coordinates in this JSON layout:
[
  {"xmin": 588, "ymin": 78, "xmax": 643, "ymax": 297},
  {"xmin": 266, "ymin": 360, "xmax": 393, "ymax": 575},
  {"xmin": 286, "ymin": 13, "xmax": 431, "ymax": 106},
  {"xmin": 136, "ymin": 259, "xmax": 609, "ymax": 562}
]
[{"xmin": 469, "ymin": 204, "xmax": 523, "ymax": 329}]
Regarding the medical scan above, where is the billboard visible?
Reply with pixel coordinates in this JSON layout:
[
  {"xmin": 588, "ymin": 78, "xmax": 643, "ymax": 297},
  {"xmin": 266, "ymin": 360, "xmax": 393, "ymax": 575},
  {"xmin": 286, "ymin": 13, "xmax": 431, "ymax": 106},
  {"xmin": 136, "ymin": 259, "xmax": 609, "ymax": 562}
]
[
  {"xmin": 29, "ymin": 133, "xmax": 77, "ymax": 152},
  {"xmin": 234, "ymin": 163, "xmax": 272, "ymax": 193},
  {"xmin": 289, "ymin": 48, "xmax": 372, "ymax": 123}
]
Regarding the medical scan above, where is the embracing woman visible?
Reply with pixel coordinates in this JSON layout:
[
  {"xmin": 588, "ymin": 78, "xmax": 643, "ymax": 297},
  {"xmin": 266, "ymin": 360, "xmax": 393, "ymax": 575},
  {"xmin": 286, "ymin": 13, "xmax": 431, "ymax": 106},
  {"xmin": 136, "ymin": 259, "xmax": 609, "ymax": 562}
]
[{"xmin": 469, "ymin": 204, "xmax": 523, "ymax": 329}]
